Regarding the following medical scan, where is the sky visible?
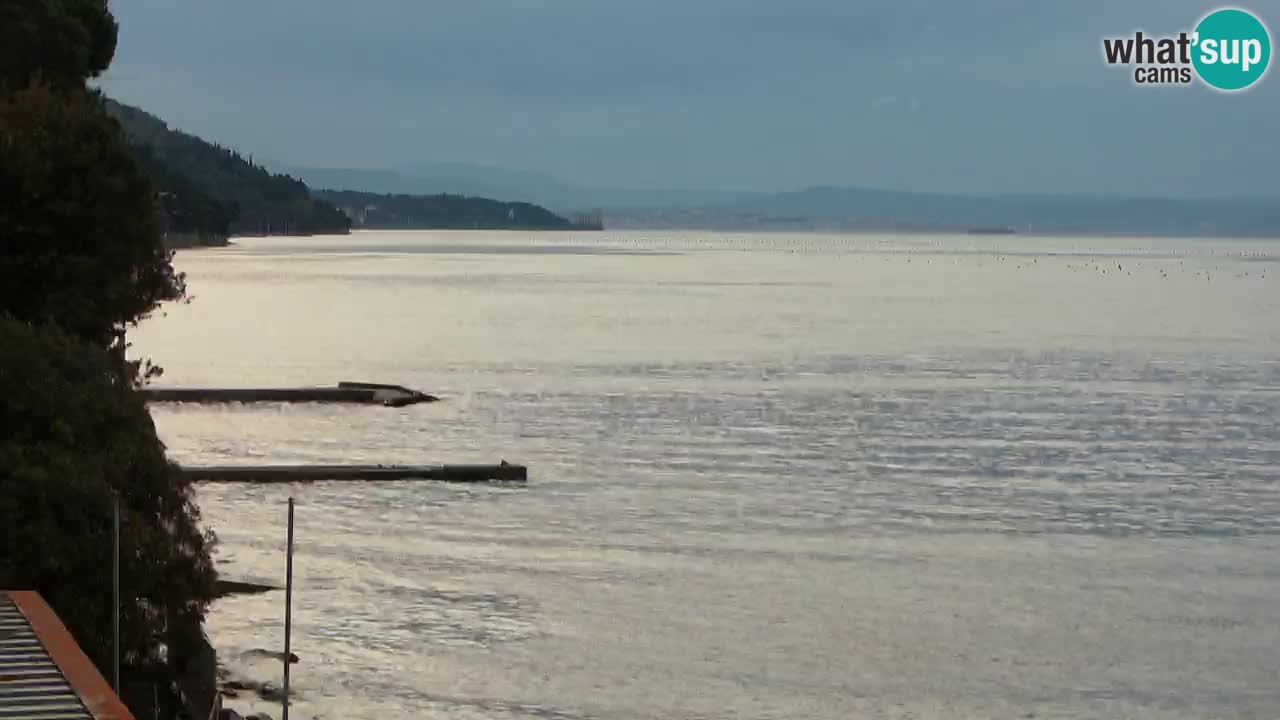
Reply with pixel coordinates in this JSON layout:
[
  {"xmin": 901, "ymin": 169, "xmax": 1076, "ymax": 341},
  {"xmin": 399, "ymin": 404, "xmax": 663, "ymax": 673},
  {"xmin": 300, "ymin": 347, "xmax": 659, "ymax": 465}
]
[{"xmin": 98, "ymin": 0, "xmax": 1280, "ymax": 197}]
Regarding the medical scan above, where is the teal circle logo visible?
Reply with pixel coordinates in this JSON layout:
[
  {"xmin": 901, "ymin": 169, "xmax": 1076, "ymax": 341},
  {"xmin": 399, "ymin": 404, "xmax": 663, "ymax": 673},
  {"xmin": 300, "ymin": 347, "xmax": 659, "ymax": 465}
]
[{"xmin": 1192, "ymin": 8, "xmax": 1271, "ymax": 90}]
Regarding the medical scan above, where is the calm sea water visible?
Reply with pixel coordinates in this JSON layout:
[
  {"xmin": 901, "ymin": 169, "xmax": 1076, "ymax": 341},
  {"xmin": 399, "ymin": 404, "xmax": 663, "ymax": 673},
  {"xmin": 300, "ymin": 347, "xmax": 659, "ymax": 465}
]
[{"xmin": 134, "ymin": 231, "xmax": 1280, "ymax": 720}]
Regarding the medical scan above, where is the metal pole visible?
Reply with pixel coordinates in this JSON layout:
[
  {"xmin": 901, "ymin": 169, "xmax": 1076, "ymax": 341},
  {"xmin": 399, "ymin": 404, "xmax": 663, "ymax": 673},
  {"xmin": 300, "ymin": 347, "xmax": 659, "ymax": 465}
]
[
  {"xmin": 112, "ymin": 496, "xmax": 120, "ymax": 694},
  {"xmin": 282, "ymin": 498, "xmax": 295, "ymax": 720}
]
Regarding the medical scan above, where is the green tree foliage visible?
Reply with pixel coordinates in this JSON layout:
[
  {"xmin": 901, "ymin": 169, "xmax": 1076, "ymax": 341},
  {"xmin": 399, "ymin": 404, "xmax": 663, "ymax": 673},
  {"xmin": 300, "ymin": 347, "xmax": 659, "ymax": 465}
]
[
  {"xmin": 0, "ymin": 2, "xmax": 217, "ymax": 711},
  {"xmin": 0, "ymin": 0, "xmax": 117, "ymax": 90},
  {"xmin": 319, "ymin": 189, "xmax": 577, "ymax": 230},
  {"xmin": 0, "ymin": 317, "xmax": 217, "ymax": 671},
  {"xmin": 133, "ymin": 143, "xmax": 234, "ymax": 241},
  {"xmin": 0, "ymin": 85, "xmax": 185, "ymax": 348},
  {"xmin": 105, "ymin": 99, "xmax": 352, "ymax": 237}
]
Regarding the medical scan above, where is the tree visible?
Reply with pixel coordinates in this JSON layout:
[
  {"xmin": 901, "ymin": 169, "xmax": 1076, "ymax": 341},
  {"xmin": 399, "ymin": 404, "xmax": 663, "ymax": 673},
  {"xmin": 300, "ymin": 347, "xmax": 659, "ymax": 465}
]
[
  {"xmin": 0, "ymin": 317, "xmax": 217, "ymax": 671},
  {"xmin": 0, "ymin": 0, "xmax": 117, "ymax": 91},
  {"xmin": 104, "ymin": 98, "xmax": 353, "ymax": 238},
  {"xmin": 0, "ymin": 3, "xmax": 217, "ymax": 714},
  {"xmin": 0, "ymin": 85, "xmax": 185, "ymax": 349}
]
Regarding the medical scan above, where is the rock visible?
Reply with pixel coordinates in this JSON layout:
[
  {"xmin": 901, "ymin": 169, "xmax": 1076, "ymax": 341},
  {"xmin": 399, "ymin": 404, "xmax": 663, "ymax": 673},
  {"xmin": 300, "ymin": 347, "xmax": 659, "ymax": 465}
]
[
  {"xmin": 241, "ymin": 648, "xmax": 300, "ymax": 664},
  {"xmin": 222, "ymin": 679, "xmax": 256, "ymax": 691},
  {"xmin": 177, "ymin": 630, "xmax": 219, "ymax": 720},
  {"xmin": 256, "ymin": 682, "xmax": 286, "ymax": 702}
]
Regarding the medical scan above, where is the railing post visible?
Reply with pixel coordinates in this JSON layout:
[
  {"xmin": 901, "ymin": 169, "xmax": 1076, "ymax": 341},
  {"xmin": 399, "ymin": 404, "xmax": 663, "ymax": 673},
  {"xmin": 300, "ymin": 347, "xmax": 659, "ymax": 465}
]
[
  {"xmin": 112, "ymin": 495, "xmax": 120, "ymax": 694},
  {"xmin": 282, "ymin": 498, "xmax": 295, "ymax": 720}
]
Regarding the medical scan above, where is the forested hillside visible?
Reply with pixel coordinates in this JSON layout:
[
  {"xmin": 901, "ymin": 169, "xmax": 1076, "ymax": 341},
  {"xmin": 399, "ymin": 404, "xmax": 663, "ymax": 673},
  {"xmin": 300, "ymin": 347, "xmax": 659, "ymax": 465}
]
[
  {"xmin": 105, "ymin": 99, "xmax": 350, "ymax": 241},
  {"xmin": 318, "ymin": 189, "xmax": 586, "ymax": 230}
]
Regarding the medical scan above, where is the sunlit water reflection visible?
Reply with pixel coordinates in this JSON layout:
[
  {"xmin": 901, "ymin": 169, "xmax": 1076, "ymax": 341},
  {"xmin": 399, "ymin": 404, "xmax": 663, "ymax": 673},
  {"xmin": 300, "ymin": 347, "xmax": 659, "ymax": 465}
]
[{"xmin": 134, "ymin": 231, "xmax": 1280, "ymax": 719}]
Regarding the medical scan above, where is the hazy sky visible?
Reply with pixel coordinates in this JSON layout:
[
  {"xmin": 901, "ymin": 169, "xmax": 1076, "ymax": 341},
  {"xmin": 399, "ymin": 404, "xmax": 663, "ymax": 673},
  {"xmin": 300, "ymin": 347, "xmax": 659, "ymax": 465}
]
[{"xmin": 99, "ymin": 0, "xmax": 1280, "ymax": 197}]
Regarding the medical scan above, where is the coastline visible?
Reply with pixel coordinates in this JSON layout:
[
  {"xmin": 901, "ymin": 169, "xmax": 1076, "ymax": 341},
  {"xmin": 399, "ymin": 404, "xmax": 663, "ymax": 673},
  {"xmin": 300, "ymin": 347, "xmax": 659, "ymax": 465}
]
[{"xmin": 165, "ymin": 231, "xmax": 231, "ymax": 249}]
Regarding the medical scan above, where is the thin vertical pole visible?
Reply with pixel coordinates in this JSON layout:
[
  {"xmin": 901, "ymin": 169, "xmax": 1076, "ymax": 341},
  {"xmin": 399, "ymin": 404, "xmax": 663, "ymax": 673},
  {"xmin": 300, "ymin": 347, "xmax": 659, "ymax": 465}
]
[
  {"xmin": 112, "ymin": 496, "xmax": 120, "ymax": 694},
  {"xmin": 282, "ymin": 498, "xmax": 295, "ymax": 720}
]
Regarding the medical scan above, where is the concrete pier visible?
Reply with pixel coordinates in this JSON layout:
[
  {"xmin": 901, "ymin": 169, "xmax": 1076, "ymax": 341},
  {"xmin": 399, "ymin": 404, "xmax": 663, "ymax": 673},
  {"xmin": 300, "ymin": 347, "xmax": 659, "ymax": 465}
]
[
  {"xmin": 143, "ymin": 381, "xmax": 438, "ymax": 407},
  {"xmin": 214, "ymin": 579, "xmax": 280, "ymax": 597},
  {"xmin": 180, "ymin": 463, "xmax": 527, "ymax": 483}
]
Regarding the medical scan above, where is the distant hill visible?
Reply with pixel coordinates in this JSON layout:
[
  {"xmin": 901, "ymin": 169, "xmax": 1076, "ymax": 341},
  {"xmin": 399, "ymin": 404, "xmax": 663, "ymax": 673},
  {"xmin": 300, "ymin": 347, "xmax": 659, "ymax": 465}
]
[
  {"xmin": 128, "ymin": 142, "xmax": 236, "ymax": 247},
  {"xmin": 729, "ymin": 186, "xmax": 1280, "ymax": 237},
  {"xmin": 317, "ymin": 190, "xmax": 594, "ymax": 231},
  {"xmin": 286, "ymin": 162, "xmax": 1280, "ymax": 237},
  {"xmin": 103, "ymin": 103, "xmax": 593, "ymax": 240},
  {"xmin": 105, "ymin": 99, "xmax": 351, "ymax": 242},
  {"xmin": 285, "ymin": 162, "xmax": 759, "ymax": 212},
  {"xmin": 590, "ymin": 186, "xmax": 1280, "ymax": 236}
]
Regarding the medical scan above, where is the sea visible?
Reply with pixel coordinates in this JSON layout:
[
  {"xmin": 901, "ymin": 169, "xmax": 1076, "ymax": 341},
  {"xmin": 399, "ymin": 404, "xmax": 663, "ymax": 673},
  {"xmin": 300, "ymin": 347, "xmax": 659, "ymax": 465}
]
[{"xmin": 132, "ymin": 230, "xmax": 1280, "ymax": 720}]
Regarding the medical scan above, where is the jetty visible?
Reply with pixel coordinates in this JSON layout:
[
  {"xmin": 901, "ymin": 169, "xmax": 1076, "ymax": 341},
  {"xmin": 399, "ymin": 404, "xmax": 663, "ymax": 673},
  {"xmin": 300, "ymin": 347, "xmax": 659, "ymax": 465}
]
[
  {"xmin": 180, "ymin": 463, "xmax": 527, "ymax": 484},
  {"xmin": 143, "ymin": 381, "xmax": 438, "ymax": 407},
  {"xmin": 214, "ymin": 579, "xmax": 280, "ymax": 598}
]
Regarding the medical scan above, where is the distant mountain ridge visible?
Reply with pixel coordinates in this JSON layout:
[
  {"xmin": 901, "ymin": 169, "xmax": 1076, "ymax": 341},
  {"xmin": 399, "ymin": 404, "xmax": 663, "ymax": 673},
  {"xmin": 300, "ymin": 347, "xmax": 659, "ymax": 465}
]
[
  {"xmin": 283, "ymin": 162, "xmax": 1280, "ymax": 237},
  {"xmin": 732, "ymin": 186, "xmax": 1280, "ymax": 236}
]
